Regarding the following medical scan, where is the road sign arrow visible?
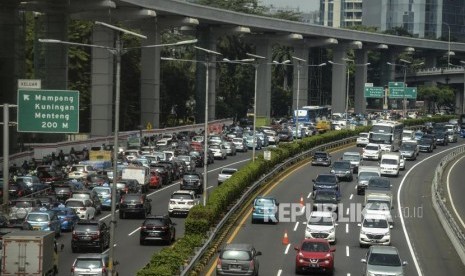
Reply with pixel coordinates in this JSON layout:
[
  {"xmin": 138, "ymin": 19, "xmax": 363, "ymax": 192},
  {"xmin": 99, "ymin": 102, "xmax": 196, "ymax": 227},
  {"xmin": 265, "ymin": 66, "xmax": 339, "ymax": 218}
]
[{"xmin": 23, "ymin": 94, "xmax": 30, "ymax": 101}]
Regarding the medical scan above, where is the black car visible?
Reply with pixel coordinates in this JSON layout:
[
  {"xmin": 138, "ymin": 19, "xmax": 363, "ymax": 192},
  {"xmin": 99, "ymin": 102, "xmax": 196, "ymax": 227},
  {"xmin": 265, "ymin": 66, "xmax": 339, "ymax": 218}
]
[
  {"xmin": 312, "ymin": 174, "xmax": 340, "ymax": 196},
  {"xmin": 423, "ymin": 133, "xmax": 437, "ymax": 149},
  {"xmin": 116, "ymin": 179, "xmax": 140, "ymax": 195},
  {"xmin": 189, "ymin": 150, "xmax": 205, "ymax": 167},
  {"xmin": 8, "ymin": 182, "xmax": 30, "ymax": 198},
  {"xmin": 71, "ymin": 220, "xmax": 110, "ymax": 253},
  {"xmin": 181, "ymin": 171, "xmax": 204, "ymax": 194},
  {"xmin": 277, "ymin": 129, "xmax": 294, "ymax": 142},
  {"xmin": 35, "ymin": 195, "xmax": 57, "ymax": 209},
  {"xmin": 330, "ymin": 160, "xmax": 353, "ymax": 181},
  {"xmin": 311, "ymin": 151, "xmax": 332, "ymax": 166},
  {"xmin": 434, "ymin": 132, "xmax": 449, "ymax": 146},
  {"xmin": 119, "ymin": 193, "xmax": 152, "ymax": 219},
  {"xmin": 418, "ymin": 138, "xmax": 434, "ymax": 152},
  {"xmin": 139, "ymin": 215, "xmax": 176, "ymax": 245},
  {"xmin": 53, "ymin": 183, "xmax": 75, "ymax": 202},
  {"xmin": 312, "ymin": 189, "xmax": 340, "ymax": 213},
  {"xmin": 150, "ymin": 163, "xmax": 174, "ymax": 183}
]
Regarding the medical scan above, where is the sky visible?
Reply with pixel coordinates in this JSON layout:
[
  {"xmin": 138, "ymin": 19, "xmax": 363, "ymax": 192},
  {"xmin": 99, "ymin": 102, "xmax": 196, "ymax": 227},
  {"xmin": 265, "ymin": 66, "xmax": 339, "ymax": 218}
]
[{"xmin": 260, "ymin": 0, "xmax": 320, "ymax": 12}]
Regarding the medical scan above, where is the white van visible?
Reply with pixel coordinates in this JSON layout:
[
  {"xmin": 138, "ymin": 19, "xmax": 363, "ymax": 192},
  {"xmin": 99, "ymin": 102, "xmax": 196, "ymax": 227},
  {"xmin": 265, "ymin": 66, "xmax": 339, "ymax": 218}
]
[
  {"xmin": 402, "ymin": 130, "xmax": 415, "ymax": 142},
  {"xmin": 379, "ymin": 153, "xmax": 400, "ymax": 176}
]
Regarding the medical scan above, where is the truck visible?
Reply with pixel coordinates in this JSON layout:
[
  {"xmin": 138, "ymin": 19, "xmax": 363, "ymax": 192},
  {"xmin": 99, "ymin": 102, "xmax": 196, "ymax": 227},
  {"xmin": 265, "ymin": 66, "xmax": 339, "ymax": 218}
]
[
  {"xmin": 364, "ymin": 176, "xmax": 392, "ymax": 207},
  {"xmin": 1, "ymin": 231, "xmax": 58, "ymax": 276},
  {"xmin": 121, "ymin": 166, "xmax": 150, "ymax": 193}
]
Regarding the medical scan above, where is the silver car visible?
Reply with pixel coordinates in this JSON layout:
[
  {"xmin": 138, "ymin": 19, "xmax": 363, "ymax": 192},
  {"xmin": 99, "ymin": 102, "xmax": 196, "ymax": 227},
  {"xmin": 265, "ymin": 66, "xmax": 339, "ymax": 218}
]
[
  {"xmin": 71, "ymin": 254, "xmax": 118, "ymax": 276},
  {"xmin": 216, "ymin": 243, "xmax": 261, "ymax": 276},
  {"xmin": 361, "ymin": 246, "xmax": 407, "ymax": 276}
]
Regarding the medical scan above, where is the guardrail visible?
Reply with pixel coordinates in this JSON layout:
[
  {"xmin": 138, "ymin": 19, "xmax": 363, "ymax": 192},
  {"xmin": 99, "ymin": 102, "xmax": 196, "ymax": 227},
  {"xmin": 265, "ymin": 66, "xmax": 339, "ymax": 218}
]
[
  {"xmin": 180, "ymin": 136, "xmax": 356, "ymax": 275},
  {"xmin": 431, "ymin": 145, "xmax": 465, "ymax": 265}
]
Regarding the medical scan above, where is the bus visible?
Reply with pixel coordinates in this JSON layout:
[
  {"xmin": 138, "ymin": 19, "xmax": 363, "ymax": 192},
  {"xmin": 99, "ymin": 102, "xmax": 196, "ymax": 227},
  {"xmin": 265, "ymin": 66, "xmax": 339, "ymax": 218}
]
[
  {"xmin": 368, "ymin": 120, "xmax": 404, "ymax": 152},
  {"xmin": 293, "ymin": 106, "xmax": 331, "ymax": 124}
]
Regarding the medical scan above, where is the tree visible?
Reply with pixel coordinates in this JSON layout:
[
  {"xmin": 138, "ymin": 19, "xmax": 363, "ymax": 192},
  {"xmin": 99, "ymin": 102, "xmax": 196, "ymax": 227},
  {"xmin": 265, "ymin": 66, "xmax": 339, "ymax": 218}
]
[{"xmin": 417, "ymin": 85, "xmax": 454, "ymax": 113}]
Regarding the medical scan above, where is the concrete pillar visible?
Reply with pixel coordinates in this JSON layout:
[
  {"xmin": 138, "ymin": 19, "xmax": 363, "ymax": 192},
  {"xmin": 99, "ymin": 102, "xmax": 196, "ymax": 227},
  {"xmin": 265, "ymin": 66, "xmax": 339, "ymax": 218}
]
[
  {"xmin": 382, "ymin": 51, "xmax": 397, "ymax": 85},
  {"xmin": 354, "ymin": 49, "xmax": 368, "ymax": 114},
  {"xmin": 43, "ymin": 13, "xmax": 68, "ymax": 89},
  {"xmin": 255, "ymin": 40, "xmax": 273, "ymax": 119},
  {"xmin": 194, "ymin": 27, "xmax": 217, "ymax": 123},
  {"xmin": 292, "ymin": 47, "xmax": 309, "ymax": 110},
  {"xmin": 455, "ymin": 90, "xmax": 462, "ymax": 114},
  {"xmin": 140, "ymin": 21, "xmax": 161, "ymax": 129},
  {"xmin": 331, "ymin": 47, "xmax": 347, "ymax": 114},
  {"xmin": 90, "ymin": 25, "xmax": 114, "ymax": 137}
]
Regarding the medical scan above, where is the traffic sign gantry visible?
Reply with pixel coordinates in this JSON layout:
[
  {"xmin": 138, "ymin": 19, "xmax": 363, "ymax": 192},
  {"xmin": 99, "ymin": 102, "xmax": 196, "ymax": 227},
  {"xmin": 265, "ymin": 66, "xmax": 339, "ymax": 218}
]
[
  {"xmin": 389, "ymin": 87, "xmax": 417, "ymax": 99},
  {"xmin": 364, "ymin": 86, "xmax": 384, "ymax": 98},
  {"xmin": 17, "ymin": 89, "xmax": 79, "ymax": 133}
]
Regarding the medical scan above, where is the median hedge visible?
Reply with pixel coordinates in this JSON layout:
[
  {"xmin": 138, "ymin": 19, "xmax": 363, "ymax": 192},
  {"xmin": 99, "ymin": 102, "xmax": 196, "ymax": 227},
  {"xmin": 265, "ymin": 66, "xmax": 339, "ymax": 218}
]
[{"xmin": 137, "ymin": 116, "xmax": 454, "ymax": 276}]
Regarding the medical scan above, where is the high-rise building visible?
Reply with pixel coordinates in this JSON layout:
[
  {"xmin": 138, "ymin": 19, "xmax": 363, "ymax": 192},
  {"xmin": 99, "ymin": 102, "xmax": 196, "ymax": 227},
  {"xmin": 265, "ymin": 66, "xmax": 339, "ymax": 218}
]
[{"xmin": 319, "ymin": 0, "xmax": 363, "ymax": 27}]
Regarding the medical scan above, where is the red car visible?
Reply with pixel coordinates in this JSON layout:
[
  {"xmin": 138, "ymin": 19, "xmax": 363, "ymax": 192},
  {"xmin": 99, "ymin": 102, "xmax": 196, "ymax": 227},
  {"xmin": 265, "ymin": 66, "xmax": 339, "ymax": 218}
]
[
  {"xmin": 294, "ymin": 238, "xmax": 335, "ymax": 275},
  {"xmin": 149, "ymin": 171, "xmax": 162, "ymax": 189}
]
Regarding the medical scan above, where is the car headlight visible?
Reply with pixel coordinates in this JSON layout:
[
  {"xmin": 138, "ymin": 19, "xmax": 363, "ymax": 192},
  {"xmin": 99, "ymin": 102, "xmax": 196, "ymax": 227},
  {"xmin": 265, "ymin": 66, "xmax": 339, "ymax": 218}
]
[
  {"xmin": 345, "ymin": 170, "xmax": 351, "ymax": 174},
  {"xmin": 360, "ymin": 229, "xmax": 367, "ymax": 235},
  {"xmin": 330, "ymin": 170, "xmax": 335, "ymax": 173},
  {"xmin": 329, "ymin": 227, "xmax": 335, "ymax": 233}
]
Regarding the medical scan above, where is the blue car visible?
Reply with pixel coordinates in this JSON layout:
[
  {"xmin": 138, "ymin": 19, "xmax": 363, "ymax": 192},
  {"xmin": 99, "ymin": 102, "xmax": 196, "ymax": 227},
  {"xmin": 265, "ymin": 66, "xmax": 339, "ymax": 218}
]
[
  {"xmin": 52, "ymin": 206, "xmax": 80, "ymax": 231},
  {"xmin": 460, "ymin": 128, "xmax": 465, "ymax": 138},
  {"xmin": 26, "ymin": 208, "xmax": 62, "ymax": 237},
  {"xmin": 251, "ymin": 196, "xmax": 279, "ymax": 224},
  {"xmin": 92, "ymin": 186, "xmax": 120, "ymax": 210}
]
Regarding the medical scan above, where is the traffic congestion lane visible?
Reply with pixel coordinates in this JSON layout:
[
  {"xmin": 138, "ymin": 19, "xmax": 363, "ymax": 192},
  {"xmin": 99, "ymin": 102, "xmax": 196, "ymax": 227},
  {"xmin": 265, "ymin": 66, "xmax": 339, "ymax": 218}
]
[
  {"xmin": 205, "ymin": 142, "xmax": 465, "ymax": 276},
  {"xmin": 446, "ymin": 154, "xmax": 465, "ymax": 232},
  {"xmin": 56, "ymin": 150, "xmax": 254, "ymax": 275}
]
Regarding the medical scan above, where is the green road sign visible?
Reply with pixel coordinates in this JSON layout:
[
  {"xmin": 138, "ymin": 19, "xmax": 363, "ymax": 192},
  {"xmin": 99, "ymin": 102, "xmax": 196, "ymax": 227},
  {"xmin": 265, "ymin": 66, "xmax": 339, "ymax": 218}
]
[
  {"xmin": 388, "ymin": 87, "xmax": 417, "ymax": 99},
  {"xmin": 17, "ymin": 89, "xmax": 79, "ymax": 133},
  {"xmin": 389, "ymin": 82, "xmax": 405, "ymax": 88},
  {"xmin": 364, "ymin": 86, "xmax": 384, "ymax": 98}
]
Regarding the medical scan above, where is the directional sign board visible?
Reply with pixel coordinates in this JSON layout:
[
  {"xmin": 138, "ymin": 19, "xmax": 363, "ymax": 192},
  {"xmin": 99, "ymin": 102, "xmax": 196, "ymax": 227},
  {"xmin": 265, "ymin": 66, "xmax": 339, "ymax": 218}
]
[
  {"xmin": 364, "ymin": 86, "xmax": 384, "ymax": 98},
  {"xmin": 17, "ymin": 89, "xmax": 79, "ymax": 133},
  {"xmin": 389, "ymin": 82, "xmax": 405, "ymax": 88},
  {"xmin": 389, "ymin": 87, "xmax": 417, "ymax": 99}
]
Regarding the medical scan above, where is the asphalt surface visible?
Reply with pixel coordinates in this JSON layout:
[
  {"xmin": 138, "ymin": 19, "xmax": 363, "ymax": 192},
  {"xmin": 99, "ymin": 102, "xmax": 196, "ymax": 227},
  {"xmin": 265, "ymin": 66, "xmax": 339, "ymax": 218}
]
[
  {"xmin": 56, "ymin": 150, "xmax": 253, "ymax": 275},
  {"xmin": 444, "ymin": 154, "xmax": 465, "ymax": 240},
  {"xmin": 203, "ymin": 140, "xmax": 465, "ymax": 276}
]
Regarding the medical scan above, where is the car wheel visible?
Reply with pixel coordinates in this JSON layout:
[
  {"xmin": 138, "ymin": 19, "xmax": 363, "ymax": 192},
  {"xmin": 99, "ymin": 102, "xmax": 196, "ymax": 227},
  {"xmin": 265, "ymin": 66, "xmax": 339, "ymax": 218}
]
[
  {"xmin": 140, "ymin": 239, "xmax": 145, "ymax": 246},
  {"xmin": 295, "ymin": 266, "xmax": 301, "ymax": 275}
]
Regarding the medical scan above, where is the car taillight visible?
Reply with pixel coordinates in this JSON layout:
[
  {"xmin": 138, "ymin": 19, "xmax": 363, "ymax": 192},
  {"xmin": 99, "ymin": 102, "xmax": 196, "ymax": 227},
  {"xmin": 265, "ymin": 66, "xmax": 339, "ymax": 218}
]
[
  {"xmin": 249, "ymin": 260, "xmax": 254, "ymax": 269},
  {"xmin": 71, "ymin": 266, "xmax": 75, "ymax": 272},
  {"xmin": 102, "ymin": 267, "xmax": 107, "ymax": 273},
  {"xmin": 92, "ymin": 231, "xmax": 100, "ymax": 239},
  {"xmin": 216, "ymin": 258, "xmax": 222, "ymax": 268},
  {"xmin": 80, "ymin": 207, "xmax": 86, "ymax": 211}
]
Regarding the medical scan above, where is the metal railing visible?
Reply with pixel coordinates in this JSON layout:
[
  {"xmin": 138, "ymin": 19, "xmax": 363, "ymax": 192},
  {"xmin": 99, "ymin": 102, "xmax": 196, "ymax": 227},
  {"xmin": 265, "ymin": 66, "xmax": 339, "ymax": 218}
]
[{"xmin": 431, "ymin": 145, "xmax": 465, "ymax": 265}]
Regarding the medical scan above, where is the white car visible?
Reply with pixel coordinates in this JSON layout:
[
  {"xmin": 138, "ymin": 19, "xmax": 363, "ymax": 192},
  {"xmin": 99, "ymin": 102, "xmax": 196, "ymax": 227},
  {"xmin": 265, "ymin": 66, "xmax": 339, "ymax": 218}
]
[
  {"xmin": 362, "ymin": 143, "xmax": 382, "ymax": 160},
  {"xmin": 232, "ymin": 138, "xmax": 247, "ymax": 152},
  {"xmin": 358, "ymin": 214, "xmax": 392, "ymax": 247},
  {"xmin": 65, "ymin": 198, "xmax": 96, "ymax": 220},
  {"xmin": 209, "ymin": 143, "xmax": 227, "ymax": 159},
  {"xmin": 218, "ymin": 167, "xmax": 238, "ymax": 185},
  {"xmin": 356, "ymin": 132, "xmax": 369, "ymax": 147},
  {"xmin": 168, "ymin": 190, "xmax": 199, "ymax": 216},
  {"xmin": 68, "ymin": 164, "xmax": 95, "ymax": 179},
  {"xmin": 305, "ymin": 211, "xmax": 337, "ymax": 243},
  {"xmin": 399, "ymin": 154, "xmax": 405, "ymax": 170}
]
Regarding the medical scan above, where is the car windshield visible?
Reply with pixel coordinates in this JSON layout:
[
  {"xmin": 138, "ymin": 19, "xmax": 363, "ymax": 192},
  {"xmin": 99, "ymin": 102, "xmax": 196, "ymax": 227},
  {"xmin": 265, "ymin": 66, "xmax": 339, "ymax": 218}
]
[
  {"xmin": 308, "ymin": 215, "xmax": 334, "ymax": 226},
  {"xmin": 75, "ymin": 224, "xmax": 98, "ymax": 232},
  {"xmin": 368, "ymin": 252, "xmax": 401, "ymax": 266},
  {"xmin": 221, "ymin": 169, "xmax": 237, "ymax": 175},
  {"xmin": 210, "ymin": 144, "xmax": 220, "ymax": 149},
  {"xmin": 359, "ymin": 172, "xmax": 379, "ymax": 181},
  {"xmin": 74, "ymin": 259, "xmax": 103, "ymax": 269},
  {"xmin": 365, "ymin": 145, "xmax": 379, "ymax": 151},
  {"xmin": 315, "ymin": 175, "xmax": 337, "ymax": 183},
  {"xmin": 314, "ymin": 153, "xmax": 328, "ymax": 158},
  {"xmin": 401, "ymin": 144, "xmax": 416, "ymax": 150},
  {"xmin": 381, "ymin": 159, "xmax": 397, "ymax": 165},
  {"xmin": 93, "ymin": 188, "xmax": 110, "ymax": 195},
  {"xmin": 27, "ymin": 213, "xmax": 49, "ymax": 222},
  {"xmin": 54, "ymin": 209, "xmax": 72, "ymax": 216},
  {"xmin": 366, "ymin": 201, "xmax": 391, "ymax": 210},
  {"xmin": 177, "ymin": 156, "xmax": 190, "ymax": 162},
  {"xmin": 254, "ymin": 198, "xmax": 275, "ymax": 206},
  {"xmin": 183, "ymin": 175, "xmax": 200, "ymax": 181},
  {"xmin": 71, "ymin": 166, "xmax": 86, "ymax": 172},
  {"xmin": 368, "ymin": 178, "xmax": 390, "ymax": 189},
  {"xmin": 66, "ymin": 201, "xmax": 84, "ymax": 208},
  {"xmin": 359, "ymin": 133, "xmax": 369, "ymax": 138},
  {"xmin": 12, "ymin": 201, "xmax": 32, "ymax": 208},
  {"xmin": 301, "ymin": 242, "xmax": 329, "ymax": 252},
  {"xmin": 420, "ymin": 138, "xmax": 432, "ymax": 144},
  {"xmin": 72, "ymin": 194, "xmax": 90, "ymax": 200},
  {"xmin": 333, "ymin": 162, "xmax": 351, "ymax": 169},
  {"xmin": 171, "ymin": 193, "xmax": 194, "ymax": 200},
  {"xmin": 122, "ymin": 195, "xmax": 141, "ymax": 202},
  {"xmin": 363, "ymin": 219, "xmax": 388, "ymax": 228},
  {"xmin": 343, "ymin": 154, "xmax": 360, "ymax": 161},
  {"xmin": 221, "ymin": 250, "xmax": 251, "ymax": 261}
]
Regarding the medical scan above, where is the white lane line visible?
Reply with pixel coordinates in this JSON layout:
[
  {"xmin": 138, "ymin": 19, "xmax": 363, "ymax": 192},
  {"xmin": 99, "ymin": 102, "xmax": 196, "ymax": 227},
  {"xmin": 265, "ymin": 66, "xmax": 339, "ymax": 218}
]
[
  {"xmin": 398, "ymin": 143, "xmax": 465, "ymax": 276},
  {"xmin": 102, "ymin": 243, "xmax": 117, "ymax": 254},
  {"xmin": 349, "ymin": 194, "xmax": 353, "ymax": 200},
  {"xmin": 294, "ymin": 221, "xmax": 300, "ymax": 231},
  {"xmin": 307, "ymin": 192, "xmax": 312, "ymax": 199},
  {"xmin": 346, "ymin": 246, "xmax": 350, "ymax": 257},
  {"xmin": 128, "ymin": 227, "xmax": 141, "ymax": 236},
  {"xmin": 346, "ymin": 208, "xmax": 349, "ymax": 215},
  {"xmin": 346, "ymin": 223, "xmax": 349, "ymax": 234},
  {"xmin": 207, "ymin": 186, "xmax": 214, "ymax": 190},
  {"xmin": 446, "ymin": 155, "xmax": 465, "ymax": 229},
  {"xmin": 301, "ymin": 206, "xmax": 305, "ymax": 214},
  {"xmin": 347, "ymin": 273, "xmax": 351, "ymax": 276},
  {"xmin": 284, "ymin": 244, "xmax": 291, "ymax": 255},
  {"xmin": 277, "ymin": 269, "xmax": 282, "ymax": 276}
]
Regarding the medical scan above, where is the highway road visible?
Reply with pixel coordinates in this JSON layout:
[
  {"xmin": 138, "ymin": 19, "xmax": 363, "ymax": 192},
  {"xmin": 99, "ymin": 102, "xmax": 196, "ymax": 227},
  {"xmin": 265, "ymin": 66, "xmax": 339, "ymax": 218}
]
[
  {"xmin": 203, "ymin": 141, "xmax": 465, "ymax": 276},
  {"xmin": 56, "ymin": 150, "xmax": 253, "ymax": 275},
  {"xmin": 445, "ymin": 154, "xmax": 465, "ymax": 237}
]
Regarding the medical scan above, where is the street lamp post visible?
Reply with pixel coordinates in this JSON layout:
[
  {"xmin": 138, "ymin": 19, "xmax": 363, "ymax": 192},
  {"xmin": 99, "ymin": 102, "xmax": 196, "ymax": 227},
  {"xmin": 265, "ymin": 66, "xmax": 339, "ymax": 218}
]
[
  {"xmin": 444, "ymin": 22, "xmax": 451, "ymax": 68},
  {"xmin": 460, "ymin": 60, "xmax": 465, "ymax": 114},
  {"xmin": 246, "ymin": 53, "xmax": 266, "ymax": 162},
  {"xmin": 292, "ymin": 56, "xmax": 306, "ymax": 140},
  {"xmin": 40, "ymin": 23, "xmax": 196, "ymax": 274}
]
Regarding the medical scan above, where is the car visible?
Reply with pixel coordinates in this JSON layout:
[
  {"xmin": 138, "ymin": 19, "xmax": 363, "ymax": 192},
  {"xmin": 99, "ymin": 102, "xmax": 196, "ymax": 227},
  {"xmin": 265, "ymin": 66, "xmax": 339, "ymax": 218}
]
[
  {"xmin": 35, "ymin": 195, "xmax": 57, "ymax": 209},
  {"xmin": 65, "ymin": 198, "xmax": 96, "ymax": 220},
  {"xmin": 400, "ymin": 141, "xmax": 419, "ymax": 160},
  {"xmin": 71, "ymin": 220, "xmax": 110, "ymax": 253},
  {"xmin": 116, "ymin": 179, "xmax": 140, "ymax": 195},
  {"xmin": 312, "ymin": 189, "xmax": 339, "ymax": 213},
  {"xmin": 119, "ymin": 193, "xmax": 152, "ymax": 219},
  {"xmin": 423, "ymin": 133, "xmax": 437, "ymax": 148},
  {"xmin": 139, "ymin": 215, "xmax": 176, "ymax": 245},
  {"xmin": 14, "ymin": 175, "xmax": 42, "ymax": 193},
  {"xmin": 168, "ymin": 190, "xmax": 199, "ymax": 216},
  {"xmin": 294, "ymin": 238, "xmax": 335, "ymax": 275},
  {"xmin": 255, "ymin": 132, "xmax": 269, "ymax": 147},
  {"xmin": 176, "ymin": 155, "xmax": 196, "ymax": 171},
  {"xmin": 414, "ymin": 130, "xmax": 424, "ymax": 141},
  {"xmin": 51, "ymin": 205, "xmax": 80, "ymax": 231},
  {"xmin": 209, "ymin": 143, "xmax": 228, "ymax": 159},
  {"xmin": 418, "ymin": 138, "xmax": 434, "ymax": 152},
  {"xmin": 26, "ymin": 208, "xmax": 61, "ymax": 237},
  {"xmin": 92, "ymin": 186, "xmax": 120, "ymax": 211},
  {"xmin": 84, "ymin": 174, "xmax": 110, "ymax": 189},
  {"xmin": 361, "ymin": 246, "xmax": 407, "ymax": 276},
  {"xmin": 53, "ymin": 182, "xmax": 76, "ymax": 202},
  {"xmin": 446, "ymin": 130, "xmax": 458, "ymax": 143},
  {"xmin": 8, "ymin": 198, "xmax": 42, "ymax": 225},
  {"xmin": 251, "ymin": 196, "xmax": 279, "ymax": 224},
  {"xmin": 232, "ymin": 137, "xmax": 248, "ymax": 152},
  {"xmin": 71, "ymin": 254, "xmax": 118, "ymax": 276},
  {"xmin": 312, "ymin": 174, "xmax": 340, "ymax": 197},
  {"xmin": 71, "ymin": 190, "xmax": 103, "ymax": 215},
  {"xmin": 216, "ymin": 243, "xmax": 262, "ymax": 276},
  {"xmin": 277, "ymin": 129, "xmax": 294, "ymax": 142},
  {"xmin": 305, "ymin": 211, "xmax": 337, "ymax": 243},
  {"xmin": 330, "ymin": 160, "xmax": 353, "ymax": 181},
  {"xmin": 244, "ymin": 134, "xmax": 263, "ymax": 149},
  {"xmin": 68, "ymin": 164, "xmax": 96, "ymax": 180},
  {"xmin": 358, "ymin": 214, "xmax": 392, "ymax": 247},
  {"xmin": 180, "ymin": 171, "xmax": 204, "ymax": 194},
  {"xmin": 362, "ymin": 143, "xmax": 382, "ymax": 160},
  {"xmin": 222, "ymin": 141, "xmax": 237, "ymax": 156},
  {"xmin": 342, "ymin": 151, "xmax": 362, "ymax": 173},
  {"xmin": 434, "ymin": 131, "xmax": 449, "ymax": 146},
  {"xmin": 311, "ymin": 151, "xmax": 332, "ymax": 167},
  {"xmin": 8, "ymin": 181, "xmax": 31, "ymax": 198},
  {"xmin": 217, "ymin": 167, "xmax": 238, "ymax": 185},
  {"xmin": 356, "ymin": 132, "xmax": 369, "ymax": 147}
]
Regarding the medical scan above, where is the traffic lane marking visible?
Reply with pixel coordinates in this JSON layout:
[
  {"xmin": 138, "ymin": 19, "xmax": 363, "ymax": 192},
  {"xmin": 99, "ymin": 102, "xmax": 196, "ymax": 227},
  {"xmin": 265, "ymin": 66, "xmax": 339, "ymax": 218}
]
[{"xmin": 446, "ymin": 155, "xmax": 465, "ymax": 230}]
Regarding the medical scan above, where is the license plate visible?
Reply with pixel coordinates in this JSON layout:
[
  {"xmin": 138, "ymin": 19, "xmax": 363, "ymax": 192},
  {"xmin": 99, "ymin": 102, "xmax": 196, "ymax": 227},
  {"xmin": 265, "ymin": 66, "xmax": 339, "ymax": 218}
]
[
  {"xmin": 33, "ymin": 226, "xmax": 41, "ymax": 230},
  {"xmin": 81, "ymin": 236, "xmax": 91, "ymax": 240},
  {"xmin": 149, "ymin": 232, "xmax": 159, "ymax": 237},
  {"xmin": 229, "ymin": 264, "xmax": 241, "ymax": 270}
]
